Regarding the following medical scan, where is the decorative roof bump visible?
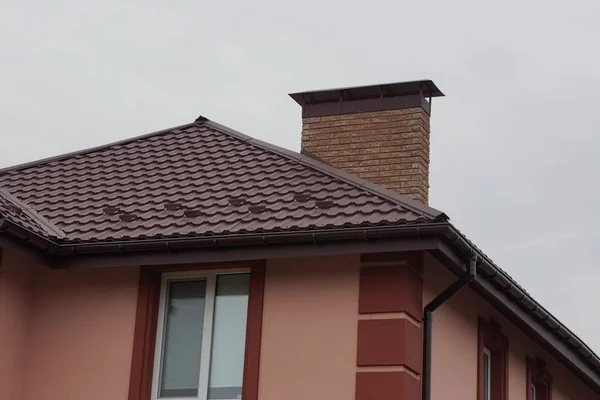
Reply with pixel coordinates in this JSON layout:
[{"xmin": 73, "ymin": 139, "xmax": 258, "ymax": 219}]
[
  {"xmin": 119, "ymin": 213, "xmax": 137, "ymax": 222},
  {"xmin": 103, "ymin": 206, "xmax": 121, "ymax": 215},
  {"xmin": 316, "ymin": 200, "xmax": 334, "ymax": 209},
  {"xmin": 248, "ymin": 205, "xmax": 266, "ymax": 214},
  {"xmin": 228, "ymin": 198, "xmax": 246, "ymax": 206},
  {"xmin": 164, "ymin": 202, "xmax": 182, "ymax": 211},
  {"xmin": 294, "ymin": 194, "xmax": 312, "ymax": 202},
  {"xmin": 184, "ymin": 210, "xmax": 201, "ymax": 218},
  {"xmin": 7, "ymin": 204, "xmax": 23, "ymax": 214}
]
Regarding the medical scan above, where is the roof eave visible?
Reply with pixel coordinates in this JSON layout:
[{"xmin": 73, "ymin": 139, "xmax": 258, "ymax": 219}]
[
  {"xmin": 52, "ymin": 223, "xmax": 446, "ymax": 258},
  {"xmin": 0, "ymin": 219, "xmax": 61, "ymax": 253},
  {"xmin": 433, "ymin": 225, "xmax": 600, "ymax": 393}
]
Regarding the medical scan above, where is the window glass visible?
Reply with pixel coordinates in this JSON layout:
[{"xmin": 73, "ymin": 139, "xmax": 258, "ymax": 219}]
[
  {"xmin": 208, "ymin": 274, "xmax": 250, "ymax": 399},
  {"xmin": 159, "ymin": 280, "xmax": 207, "ymax": 398},
  {"xmin": 483, "ymin": 347, "xmax": 491, "ymax": 400},
  {"xmin": 527, "ymin": 357, "xmax": 552, "ymax": 400}
]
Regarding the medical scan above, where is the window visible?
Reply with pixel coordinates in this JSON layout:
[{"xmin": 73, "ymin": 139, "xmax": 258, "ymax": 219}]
[
  {"xmin": 478, "ymin": 318, "xmax": 508, "ymax": 400},
  {"xmin": 151, "ymin": 270, "xmax": 251, "ymax": 400},
  {"xmin": 483, "ymin": 347, "xmax": 492, "ymax": 400},
  {"xmin": 527, "ymin": 357, "xmax": 552, "ymax": 400}
]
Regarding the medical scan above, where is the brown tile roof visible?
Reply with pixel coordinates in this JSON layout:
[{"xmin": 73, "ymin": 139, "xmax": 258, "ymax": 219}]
[{"xmin": 0, "ymin": 118, "xmax": 445, "ymax": 243}]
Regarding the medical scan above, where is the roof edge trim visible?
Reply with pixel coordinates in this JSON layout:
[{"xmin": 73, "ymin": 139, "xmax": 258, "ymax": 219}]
[
  {"xmin": 0, "ymin": 187, "xmax": 66, "ymax": 238},
  {"xmin": 0, "ymin": 218, "xmax": 60, "ymax": 251}
]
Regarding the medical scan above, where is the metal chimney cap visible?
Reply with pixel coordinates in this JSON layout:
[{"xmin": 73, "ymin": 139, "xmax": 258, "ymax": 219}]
[{"xmin": 289, "ymin": 79, "xmax": 444, "ymax": 106}]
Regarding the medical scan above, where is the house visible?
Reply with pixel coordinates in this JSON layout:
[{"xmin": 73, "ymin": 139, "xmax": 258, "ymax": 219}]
[{"xmin": 0, "ymin": 79, "xmax": 598, "ymax": 400}]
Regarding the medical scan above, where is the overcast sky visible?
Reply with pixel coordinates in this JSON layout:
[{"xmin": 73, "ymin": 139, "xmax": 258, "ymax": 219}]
[{"xmin": 2, "ymin": 0, "xmax": 600, "ymax": 351}]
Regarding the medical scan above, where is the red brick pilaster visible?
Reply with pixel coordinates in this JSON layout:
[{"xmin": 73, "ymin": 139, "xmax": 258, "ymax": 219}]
[{"xmin": 355, "ymin": 252, "xmax": 424, "ymax": 400}]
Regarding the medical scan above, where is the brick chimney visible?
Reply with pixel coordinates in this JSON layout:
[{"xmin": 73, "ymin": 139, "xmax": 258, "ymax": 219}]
[{"xmin": 290, "ymin": 80, "xmax": 444, "ymax": 204}]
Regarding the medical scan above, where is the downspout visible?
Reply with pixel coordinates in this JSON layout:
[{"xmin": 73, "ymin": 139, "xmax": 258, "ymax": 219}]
[{"xmin": 422, "ymin": 255, "xmax": 477, "ymax": 400}]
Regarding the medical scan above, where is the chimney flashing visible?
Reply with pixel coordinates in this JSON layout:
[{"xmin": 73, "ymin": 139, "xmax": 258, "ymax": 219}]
[{"xmin": 289, "ymin": 79, "xmax": 444, "ymax": 118}]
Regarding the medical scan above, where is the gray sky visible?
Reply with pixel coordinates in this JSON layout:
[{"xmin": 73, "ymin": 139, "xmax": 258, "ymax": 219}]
[{"xmin": 2, "ymin": 1, "xmax": 600, "ymax": 351}]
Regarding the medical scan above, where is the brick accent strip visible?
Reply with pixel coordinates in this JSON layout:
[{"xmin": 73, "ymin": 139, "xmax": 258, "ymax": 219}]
[
  {"xmin": 355, "ymin": 252, "xmax": 424, "ymax": 400},
  {"xmin": 128, "ymin": 267, "xmax": 161, "ymax": 400},
  {"xmin": 241, "ymin": 264, "xmax": 266, "ymax": 400},
  {"xmin": 358, "ymin": 263, "xmax": 423, "ymax": 320},
  {"xmin": 478, "ymin": 318, "xmax": 509, "ymax": 400},
  {"xmin": 357, "ymin": 318, "xmax": 422, "ymax": 373},
  {"xmin": 356, "ymin": 371, "xmax": 420, "ymax": 400}
]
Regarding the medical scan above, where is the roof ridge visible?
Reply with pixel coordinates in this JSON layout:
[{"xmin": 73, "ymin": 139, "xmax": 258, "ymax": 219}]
[
  {"xmin": 0, "ymin": 187, "xmax": 66, "ymax": 238},
  {"xmin": 0, "ymin": 122, "xmax": 197, "ymax": 175},
  {"xmin": 202, "ymin": 119, "xmax": 447, "ymax": 221}
]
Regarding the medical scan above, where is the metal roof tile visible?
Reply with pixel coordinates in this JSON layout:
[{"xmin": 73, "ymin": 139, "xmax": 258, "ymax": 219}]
[{"xmin": 0, "ymin": 119, "xmax": 444, "ymax": 243}]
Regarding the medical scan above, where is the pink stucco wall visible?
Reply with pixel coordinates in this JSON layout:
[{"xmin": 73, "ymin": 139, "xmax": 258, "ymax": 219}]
[
  {"xmin": 0, "ymin": 247, "xmax": 35, "ymax": 400},
  {"xmin": 424, "ymin": 253, "xmax": 600, "ymax": 400},
  {"xmin": 22, "ymin": 264, "xmax": 139, "ymax": 400},
  {"xmin": 259, "ymin": 254, "xmax": 360, "ymax": 400},
  {"xmin": 0, "ymin": 246, "xmax": 140, "ymax": 400},
  {"xmin": 2, "ymin": 247, "xmax": 598, "ymax": 400}
]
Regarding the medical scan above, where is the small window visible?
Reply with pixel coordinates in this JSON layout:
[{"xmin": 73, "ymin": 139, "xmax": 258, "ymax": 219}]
[
  {"xmin": 478, "ymin": 318, "xmax": 508, "ymax": 400},
  {"xmin": 527, "ymin": 357, "xmax": 552, "ymax": 400},
  {"xmin": 483, "ymin": 347, "xmax": 492, "ymax": 400},
  {"xmin": 151, "ymin": 270, "xmax": 250, "ymax": 400}
]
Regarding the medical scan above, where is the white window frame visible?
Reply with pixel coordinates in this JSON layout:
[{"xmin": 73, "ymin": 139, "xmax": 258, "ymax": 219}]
[
  {"xmin": 483, "ymin": 346, "xmax": 492, "ymax": 400},
  {"xmin": 151, "ymin": 268, "xmax": 250, "ymax": 400},
  {"xmin": 530, "ymin": 383, "xmax": 537, "ymax": 400}
]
